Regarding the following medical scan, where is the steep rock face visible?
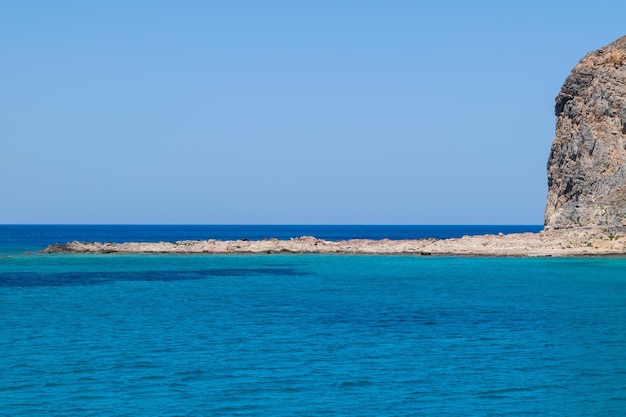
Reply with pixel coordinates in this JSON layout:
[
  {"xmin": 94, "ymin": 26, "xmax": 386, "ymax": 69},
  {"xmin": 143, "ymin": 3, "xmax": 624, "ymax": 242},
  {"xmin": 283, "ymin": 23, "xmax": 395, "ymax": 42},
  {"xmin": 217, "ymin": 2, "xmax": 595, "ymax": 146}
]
[{"xmin": 545, "ymin": 36, "xmax": 626, "ymax": 231}]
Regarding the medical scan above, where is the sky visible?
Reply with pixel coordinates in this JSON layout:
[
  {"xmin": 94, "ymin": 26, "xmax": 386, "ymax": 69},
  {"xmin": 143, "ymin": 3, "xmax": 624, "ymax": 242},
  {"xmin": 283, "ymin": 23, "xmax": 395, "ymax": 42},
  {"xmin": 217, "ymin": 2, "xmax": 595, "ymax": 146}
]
[{"xmin": 2, "ymin": 1, "xmax": 626, "ymax": 224}]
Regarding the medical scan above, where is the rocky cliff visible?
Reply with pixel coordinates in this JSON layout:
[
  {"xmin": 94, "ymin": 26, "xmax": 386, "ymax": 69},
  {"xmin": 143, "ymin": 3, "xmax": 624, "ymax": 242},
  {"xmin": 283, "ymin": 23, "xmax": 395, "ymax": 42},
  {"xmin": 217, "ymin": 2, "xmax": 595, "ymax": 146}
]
[{"xmin": 545, "ymin": 36, "xmax": 626, "ymax": 231}]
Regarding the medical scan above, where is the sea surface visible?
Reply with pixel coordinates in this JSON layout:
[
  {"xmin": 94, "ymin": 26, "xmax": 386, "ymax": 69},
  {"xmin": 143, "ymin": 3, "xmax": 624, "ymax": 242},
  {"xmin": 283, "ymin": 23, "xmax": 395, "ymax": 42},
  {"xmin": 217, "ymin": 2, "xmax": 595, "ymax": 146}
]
[{"xmin": 1, "ymin": 225, "xmax": 625, "ymax": 416}]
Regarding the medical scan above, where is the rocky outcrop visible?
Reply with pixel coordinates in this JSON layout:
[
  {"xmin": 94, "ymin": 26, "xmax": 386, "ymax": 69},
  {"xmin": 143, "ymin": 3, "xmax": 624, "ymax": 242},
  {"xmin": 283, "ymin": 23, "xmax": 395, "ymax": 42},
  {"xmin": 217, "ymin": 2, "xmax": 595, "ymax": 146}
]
[
  {"xmin": 41, "ymin": 231, "xmax": 626, "ymax": 257},
  {"xmin": 545, "ymin": 36, "xmax": 626, "ymax": 231}
]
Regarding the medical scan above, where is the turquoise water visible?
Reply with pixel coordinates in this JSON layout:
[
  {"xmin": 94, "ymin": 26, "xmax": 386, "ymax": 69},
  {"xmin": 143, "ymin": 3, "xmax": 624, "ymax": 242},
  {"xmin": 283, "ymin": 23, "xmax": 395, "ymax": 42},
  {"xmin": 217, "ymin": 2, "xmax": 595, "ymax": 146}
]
[{"xmin": 1, "ymin": 252, "xmax": 626, "ymax": 416}]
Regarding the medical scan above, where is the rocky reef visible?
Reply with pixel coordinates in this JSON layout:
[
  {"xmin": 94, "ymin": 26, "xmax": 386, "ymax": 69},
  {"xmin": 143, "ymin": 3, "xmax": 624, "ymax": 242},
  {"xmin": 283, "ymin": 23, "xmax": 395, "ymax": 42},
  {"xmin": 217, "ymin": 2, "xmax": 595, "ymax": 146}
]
[
  {"xmin": 42, "ymin": 231, "xmax": 626, "ymax": 257},
  {"xmin": 546, "ymin": 36, "xmax": 626, "ymax": 231}
]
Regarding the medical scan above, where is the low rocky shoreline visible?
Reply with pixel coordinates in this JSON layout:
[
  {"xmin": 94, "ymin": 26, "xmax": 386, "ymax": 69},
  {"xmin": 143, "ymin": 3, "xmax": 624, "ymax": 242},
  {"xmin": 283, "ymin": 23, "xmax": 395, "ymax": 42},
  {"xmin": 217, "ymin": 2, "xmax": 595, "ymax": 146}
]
[{"xmin": 42, "ymin": 230, "xmax": 626, "ymax": 257}]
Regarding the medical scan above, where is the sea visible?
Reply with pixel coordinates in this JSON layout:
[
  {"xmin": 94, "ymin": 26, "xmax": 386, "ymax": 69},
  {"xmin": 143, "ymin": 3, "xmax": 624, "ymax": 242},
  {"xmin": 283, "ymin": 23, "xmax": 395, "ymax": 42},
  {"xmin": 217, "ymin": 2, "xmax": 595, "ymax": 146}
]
[{"xmin": 1, "ymin": 225, "xmax": 625, "ymax": 416}]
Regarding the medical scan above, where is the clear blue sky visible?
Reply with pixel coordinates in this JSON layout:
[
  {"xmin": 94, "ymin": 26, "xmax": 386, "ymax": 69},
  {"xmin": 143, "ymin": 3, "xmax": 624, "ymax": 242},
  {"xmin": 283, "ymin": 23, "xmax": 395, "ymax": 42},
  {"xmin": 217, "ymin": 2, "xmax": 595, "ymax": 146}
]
[{"xmin": 2, "ymin": 1, "xmax": 625, "ymax": 224}]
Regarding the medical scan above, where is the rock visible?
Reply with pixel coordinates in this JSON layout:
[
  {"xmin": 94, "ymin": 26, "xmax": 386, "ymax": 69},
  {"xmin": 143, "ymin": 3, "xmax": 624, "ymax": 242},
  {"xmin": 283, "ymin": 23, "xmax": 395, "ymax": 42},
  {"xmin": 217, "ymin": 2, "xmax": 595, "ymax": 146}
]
[
  {"xmin": 38, "ymin": 230, "xmax": 626, "ymax": 257},
  {"xmin": 545, "ymin": 35, "xmax": 626, "ymax": 232}
]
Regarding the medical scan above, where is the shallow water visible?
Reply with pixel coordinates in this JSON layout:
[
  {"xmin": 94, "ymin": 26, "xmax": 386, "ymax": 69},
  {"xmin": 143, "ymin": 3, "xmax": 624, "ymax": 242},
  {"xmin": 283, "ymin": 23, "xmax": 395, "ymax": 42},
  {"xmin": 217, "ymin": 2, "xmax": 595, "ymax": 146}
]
[{"xmin": 1, "ymin": 251, "xmax": 625, "ymax": 416}]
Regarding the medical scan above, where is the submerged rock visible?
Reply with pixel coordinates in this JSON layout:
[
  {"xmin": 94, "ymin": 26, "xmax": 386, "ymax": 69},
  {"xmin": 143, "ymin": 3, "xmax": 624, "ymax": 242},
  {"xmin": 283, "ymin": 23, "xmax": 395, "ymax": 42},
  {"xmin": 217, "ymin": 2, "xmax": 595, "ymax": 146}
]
[{"xmin": 545, "ymin": 36, "xmax": 626, "ymax": 231}]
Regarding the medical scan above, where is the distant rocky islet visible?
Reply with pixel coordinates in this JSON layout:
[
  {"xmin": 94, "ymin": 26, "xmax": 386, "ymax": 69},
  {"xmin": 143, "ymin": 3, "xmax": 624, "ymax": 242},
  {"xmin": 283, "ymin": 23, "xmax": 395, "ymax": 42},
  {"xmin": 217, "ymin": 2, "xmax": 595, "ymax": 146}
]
[{"xmin": 45, "ymin": 36, "xmax": 626, "ymax": 256}]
